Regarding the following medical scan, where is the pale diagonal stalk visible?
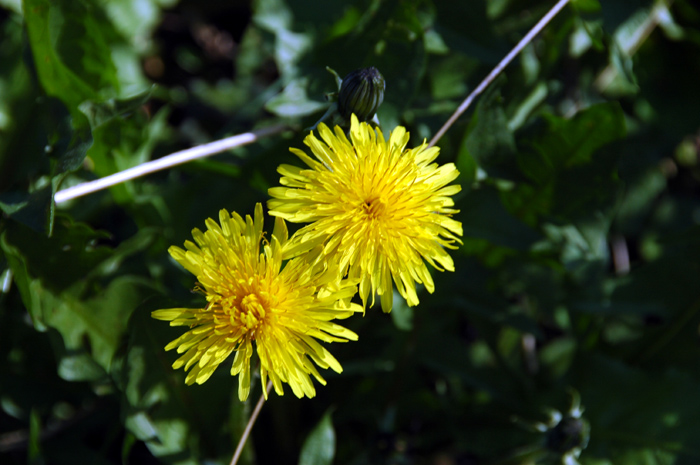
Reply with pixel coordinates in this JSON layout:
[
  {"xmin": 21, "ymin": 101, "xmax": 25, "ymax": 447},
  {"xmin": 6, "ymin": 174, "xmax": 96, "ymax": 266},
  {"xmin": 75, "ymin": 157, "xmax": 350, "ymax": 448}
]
[
  {"xmin": 428, "ymin": 0, "xmax": 571, "ymax": 148},
  {"xmin": 230, "ymin": 380, "xmax": 273, "ymax": 465},
  {"xmin": 54, "ymin": 124, "xmax": 289, "ymax": 204}
]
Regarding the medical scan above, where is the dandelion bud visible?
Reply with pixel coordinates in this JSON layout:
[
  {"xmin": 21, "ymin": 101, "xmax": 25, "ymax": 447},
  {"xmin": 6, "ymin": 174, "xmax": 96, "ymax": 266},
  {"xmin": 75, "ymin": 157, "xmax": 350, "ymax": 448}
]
[
  {"xmin": 337, "ymin": 67, "xmax": 385, "ymax": 122},
  {"xmin": 545, "ymin": 415, "xmax": 590, "ymax": 454}
]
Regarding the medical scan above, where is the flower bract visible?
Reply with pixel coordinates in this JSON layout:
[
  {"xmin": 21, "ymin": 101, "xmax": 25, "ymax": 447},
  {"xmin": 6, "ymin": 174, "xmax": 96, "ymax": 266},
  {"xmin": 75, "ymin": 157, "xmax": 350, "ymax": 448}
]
[
  {"xmin": 152, "ymin": 203, "xmax": 361, "ymax": 401},
  {"xmin": 268, "ymin": 115, "xmax": 462, "ymax": 313}
]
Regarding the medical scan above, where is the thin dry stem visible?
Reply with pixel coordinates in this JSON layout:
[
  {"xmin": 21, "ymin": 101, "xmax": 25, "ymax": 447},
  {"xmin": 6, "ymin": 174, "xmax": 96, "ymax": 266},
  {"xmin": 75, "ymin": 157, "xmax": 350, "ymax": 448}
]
[
  {"xmin": 54, "ymin": 124, "xmax": 288, "ymax": 204},
  {"xmin": 230, "ymin": 380, "xmax": 273, "ymax": 465},
  {"xmin": 428, "ymin": 0, "xmax": 571, "ymax": 148}
]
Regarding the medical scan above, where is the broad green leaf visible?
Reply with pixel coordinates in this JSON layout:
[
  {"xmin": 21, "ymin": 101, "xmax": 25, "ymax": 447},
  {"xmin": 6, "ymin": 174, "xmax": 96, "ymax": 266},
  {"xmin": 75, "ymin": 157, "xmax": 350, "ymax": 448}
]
[
  {"xmin": 0, "ymin": 219, "xmax": 158, "ymax": 377},
  {"xmin": 505, "ymin": 103, "xmax": 625, "ymax": 226},
  {"xmin": 508, "ymin": 82, "xmax": 548, "ymax": 131},
  {"xmin": 299, "ymin": 409, "xmax": 336, "ymax": 465},
  {"xmin": 23, "ymin": 0, "xmax": 120, "ymax": 115},
  {"xmin": 520, "ymin": 102, "xmax": 626, "ymax": 185}
]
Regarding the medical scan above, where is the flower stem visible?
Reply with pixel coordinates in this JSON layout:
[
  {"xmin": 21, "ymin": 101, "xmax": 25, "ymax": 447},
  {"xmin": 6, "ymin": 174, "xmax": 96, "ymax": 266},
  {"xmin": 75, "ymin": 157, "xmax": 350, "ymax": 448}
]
[
  {"xmin": 54, "ymin": 124, "xmax": 289, "ymax": 204},
  {"xmin": 428, "ymin": 0, "xmax": 571, "ymax": 148},
  {"xmin": 230, "ymin": 380, "xmax": 273, "ymax": 465}
]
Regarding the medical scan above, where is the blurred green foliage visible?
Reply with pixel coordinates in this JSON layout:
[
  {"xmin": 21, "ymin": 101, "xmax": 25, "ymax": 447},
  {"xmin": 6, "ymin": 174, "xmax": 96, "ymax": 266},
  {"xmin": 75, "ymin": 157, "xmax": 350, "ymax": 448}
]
[{"xmin": 2, "ymin": 0, "xmax": 700, "ymax": 464}]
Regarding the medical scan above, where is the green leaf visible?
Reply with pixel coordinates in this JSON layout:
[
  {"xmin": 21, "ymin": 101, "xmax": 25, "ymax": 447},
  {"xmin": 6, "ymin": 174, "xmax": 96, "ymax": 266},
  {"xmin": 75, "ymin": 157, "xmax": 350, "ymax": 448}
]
[
  {"xmin": 116, "ymin": 299, "xmax": 235, "ymax": 464},
  {"xmin": 429, "ymin": 54, "xmax": 477, "ymax": 101},
  {"xmin": 265, "ymin": 78, "xmax": 327, "ymax": 117},
  {"xmin": 299, "ymin": 409, "xmax": 336, "ymax": 465},
  {"xmin": 85, "ymin": 106, "xmax": 171, "ymax": 203},
  {"xmin": 520, "ymin": 102, "xmax": 626, "ymax": 185},
  {"xmin": 0, "ymin": 186, "xmax": 54, "ymax": 233},
  {"xmin": 457, "ymin": 186, "xmax": 541, "ymax": 251},
  {"xmin": 23, "ymin": 0, "xmax": 120, "ymax": 115},
  {"xmin": 79, "ymin": 86, "xmax": 155, "ymax": 129},
  {"xmin": 390, "ymin": 293, "xmax": 413, "ymax": 331},
  {"xmin": 1, "ymin": 217, "xmax": 111, "ymax": 293},
  {"xmin": 506, "ymin": 103, "xmax": 625, "ymax": 224},
  {"xmin": 571, "ymin": 0, "xmax": 601, "ymax": 13},
  {"xmin": 102, "ymin": 0, "xmax": 177, "ymax": 50},
  {"xmin": 0, "ymin": 97, "xmax": 92, "ymax": 233},
  {"xmin": 459, "ymin": 81, "xmax": 518, "ymax": 180},
  {"xmin": 0, "ymin": 0, "xmax": 21, "ymax": 13},
  {"xmin": 575, "ymin": 353, "xmax": 700, "ymax": 460},
  {"xmin": 0, "ymin": 219, "xmax": 158, "ymax": 377},
  {"xmin": 254, "ymin": 0, "xmax": 311, "ymax": 78}
]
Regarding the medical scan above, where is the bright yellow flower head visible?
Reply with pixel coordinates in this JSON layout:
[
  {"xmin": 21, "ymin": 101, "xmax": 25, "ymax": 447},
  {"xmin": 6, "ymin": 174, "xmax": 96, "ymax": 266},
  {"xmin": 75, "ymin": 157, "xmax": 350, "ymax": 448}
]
[
  {"xmin": 268, "ymin": 115, "xmax": 463, "ymax": 313},
  {"xmin": 152, "ymin": 203, "xmax": 361, "ymax": 401}
]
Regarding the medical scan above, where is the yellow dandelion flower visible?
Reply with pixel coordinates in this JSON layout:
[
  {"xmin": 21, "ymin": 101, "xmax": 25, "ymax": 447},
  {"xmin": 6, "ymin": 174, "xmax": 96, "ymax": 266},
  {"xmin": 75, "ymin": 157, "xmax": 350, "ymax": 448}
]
[
  {"xmin": 152, "ymin": 203, "xmax": 361, "ymax": 401},
  {"xmin": 268, "ymin": 115, "xmax": 463, "ymax": 313}
]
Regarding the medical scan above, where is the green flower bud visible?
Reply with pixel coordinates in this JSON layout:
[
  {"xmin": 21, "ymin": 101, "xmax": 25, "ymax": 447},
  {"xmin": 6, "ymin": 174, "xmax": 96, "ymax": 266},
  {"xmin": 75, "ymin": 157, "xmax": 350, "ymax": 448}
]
[{"xmin": 337, "ymin": 67, "xmax": 385, "ymax": 122}]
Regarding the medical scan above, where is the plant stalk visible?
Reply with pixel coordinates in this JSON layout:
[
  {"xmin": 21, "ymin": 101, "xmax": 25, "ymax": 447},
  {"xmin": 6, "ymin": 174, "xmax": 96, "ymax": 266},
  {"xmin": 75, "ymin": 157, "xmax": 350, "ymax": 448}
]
[
  {"xmin": 54, "ymin": 124, "xmax": 288, "ymax": 204},
  {"xmin": 230, "ymin": 380, "xmax": 273, "ymax": 465},
  {"xmin": 428, "ymin": 0, "xmax": 571, "ymax": 147}
]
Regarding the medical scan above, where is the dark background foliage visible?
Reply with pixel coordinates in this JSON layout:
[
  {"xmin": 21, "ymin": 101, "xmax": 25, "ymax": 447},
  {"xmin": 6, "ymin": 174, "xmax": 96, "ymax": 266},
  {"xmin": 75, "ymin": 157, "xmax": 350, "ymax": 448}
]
[{"xmin": 1, "ymin": 0, "xmax": 700, "ymax": 464}]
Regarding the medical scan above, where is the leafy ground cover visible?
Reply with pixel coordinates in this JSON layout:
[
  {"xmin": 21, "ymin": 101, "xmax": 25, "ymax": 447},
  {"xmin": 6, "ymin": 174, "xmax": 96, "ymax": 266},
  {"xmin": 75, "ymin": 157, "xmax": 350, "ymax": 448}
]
[{"xmin": 2, "ymin": 0, "xmax": 700, "ymax": 464}]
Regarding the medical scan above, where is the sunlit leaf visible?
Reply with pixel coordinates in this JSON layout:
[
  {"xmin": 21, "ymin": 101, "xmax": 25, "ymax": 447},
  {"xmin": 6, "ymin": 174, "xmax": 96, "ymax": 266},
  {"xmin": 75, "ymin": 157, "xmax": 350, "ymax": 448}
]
[{"xmin": 299, "ymin": 409, "xmax": 336, "ymax": 465}]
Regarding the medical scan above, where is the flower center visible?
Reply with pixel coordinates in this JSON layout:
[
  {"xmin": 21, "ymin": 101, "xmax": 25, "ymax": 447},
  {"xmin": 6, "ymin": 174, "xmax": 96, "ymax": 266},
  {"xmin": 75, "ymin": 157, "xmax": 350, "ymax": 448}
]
[
  {"xmin": 238, "ymin": 293, "xmax": 266, "ymax": 332},
  {"xmin": 361, "ymin": 196, "xmax": 386, "ymax": 220}
]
